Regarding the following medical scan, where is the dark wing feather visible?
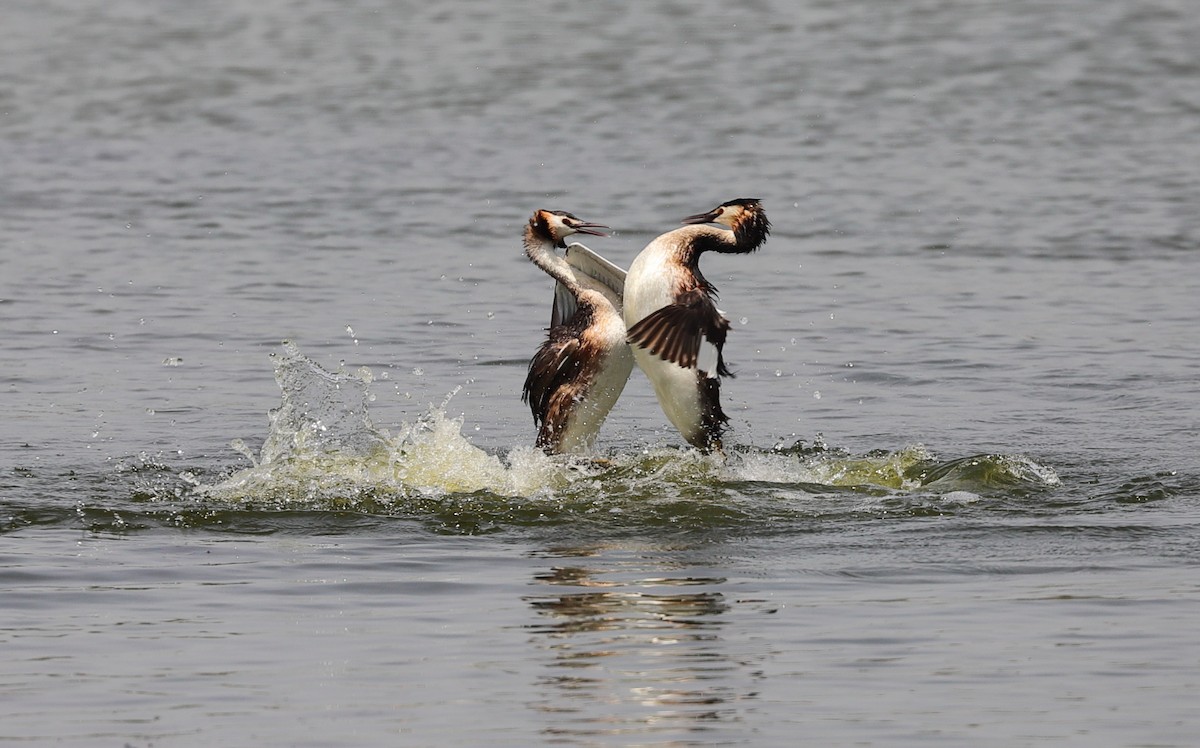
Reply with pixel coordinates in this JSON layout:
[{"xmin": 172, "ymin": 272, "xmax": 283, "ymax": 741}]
[
  {"xmin": 626, "ymin": 290, "xmax": 733, "ymax": 377},
  {"xmin": 522, "ymin": 330, "xmax": 583, "ymax": 425},
  {"xmin": 551, "ymin": 281, "xmax": 577, "ymax": 328}
]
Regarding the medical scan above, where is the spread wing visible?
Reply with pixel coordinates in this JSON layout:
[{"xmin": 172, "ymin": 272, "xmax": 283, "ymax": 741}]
[
  {"xmin": 626, "ymin": 289, "xmax": 732, "ymax": 379},
  {"xmin": 551, "ymin": 281, "xmax": 576, "ymax": 329},
  {"xmin": 564, "ymin": 243, "xmax": 626, "ymax": 297},
  {"xmin": 550, "ymin": 243, "xmax": 626, "ymax": 328}
]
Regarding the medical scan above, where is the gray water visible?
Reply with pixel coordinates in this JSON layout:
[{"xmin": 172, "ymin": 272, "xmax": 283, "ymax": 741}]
[{"xmin": 3, "ymin": 1, "xmax": 1199, "ymax": 745}]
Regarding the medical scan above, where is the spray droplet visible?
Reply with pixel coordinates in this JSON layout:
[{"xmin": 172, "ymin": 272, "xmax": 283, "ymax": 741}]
[{"xmin": 229, "ymin": 439, "xmax": 258, "ymax": 466}]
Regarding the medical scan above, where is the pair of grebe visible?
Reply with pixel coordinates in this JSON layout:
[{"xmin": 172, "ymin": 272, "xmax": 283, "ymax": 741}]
[{"xmin": 521, "ymin": 199, "xmax": 770, "ymax": 455}]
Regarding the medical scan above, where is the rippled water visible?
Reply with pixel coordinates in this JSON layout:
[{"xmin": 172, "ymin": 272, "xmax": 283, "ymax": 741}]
[{"xmin": 3, "ymin": 1, "xmax": 1198, "ymax": 745}]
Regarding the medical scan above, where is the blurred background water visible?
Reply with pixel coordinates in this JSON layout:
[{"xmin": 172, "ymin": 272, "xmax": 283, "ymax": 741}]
[{"xmin": 2, "ymin": 1, "xmax": 1198, "ymax": 746}]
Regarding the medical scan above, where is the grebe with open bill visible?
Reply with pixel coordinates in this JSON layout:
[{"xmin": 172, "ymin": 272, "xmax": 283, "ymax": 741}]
[
  {"xmin": 623, "ymin": 198, "xmax": 770, "ymax": 453},
  {"xmin": 520, "ymin": 210, "xmax": 634, "ymax": 454}
]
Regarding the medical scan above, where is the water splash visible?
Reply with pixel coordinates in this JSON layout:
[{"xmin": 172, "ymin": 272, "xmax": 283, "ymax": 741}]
[
  {"xmin": 194, "ymin": 343, "xmax": 1061, "ymax": 529},
  {"xmin": 258, "ymin": 340, "xmax": 386, "ymax": 465},
  {"xmin": 201, "ymin": 342, "xmax": 572, "ymax": 506}
]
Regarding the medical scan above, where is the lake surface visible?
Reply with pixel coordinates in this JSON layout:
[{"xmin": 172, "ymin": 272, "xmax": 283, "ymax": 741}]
[{"xmin": 3, "ymin": 1, "xmax": 1198, "ymax": 745}]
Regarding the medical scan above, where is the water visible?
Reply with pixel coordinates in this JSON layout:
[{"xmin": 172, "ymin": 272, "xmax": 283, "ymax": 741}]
[{"xmin": 3, "ymin": 0, "xmax": 1198, "ymax": 745}]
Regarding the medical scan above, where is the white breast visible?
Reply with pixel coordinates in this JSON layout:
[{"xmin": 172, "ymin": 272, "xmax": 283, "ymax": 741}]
[
  {"xmin": 623, "ymin": 236, "xmax": 684, "ymax": 326},
  {"xmin": 557, "ymin": 304, "xmax": 634, "ymax": 453},
  {"xmin": 622, "ymin": 232, "xmax": 707, "ymax": 445}
]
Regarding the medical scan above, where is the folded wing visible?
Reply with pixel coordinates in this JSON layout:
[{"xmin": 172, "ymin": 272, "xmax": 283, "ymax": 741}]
[{"xmin": 521, "ymin": 330, "xmax": 583, "ymax": 425}]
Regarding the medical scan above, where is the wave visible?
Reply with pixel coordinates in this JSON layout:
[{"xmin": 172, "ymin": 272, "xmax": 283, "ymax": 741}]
[{"xmin": 184, "ymin": 343, "xmax": 1060, "ymax": 532}]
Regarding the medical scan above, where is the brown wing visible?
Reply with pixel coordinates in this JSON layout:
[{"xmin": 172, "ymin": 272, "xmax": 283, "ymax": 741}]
[
  {"xmin": 626, "ymin": 289, "xmax": 732, "ymax": 377},
  {"xmin": 522, "ymin": 329, "xmax": 584, "ymax": 426}
]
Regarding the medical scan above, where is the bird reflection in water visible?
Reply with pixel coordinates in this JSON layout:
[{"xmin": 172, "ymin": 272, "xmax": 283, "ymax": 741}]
[{"xmin": 524, "ymin": 545, "xmax": 758, "ymax": 741}]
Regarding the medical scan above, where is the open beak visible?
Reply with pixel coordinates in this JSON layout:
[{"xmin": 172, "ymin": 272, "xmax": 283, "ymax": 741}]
[
  {"xmin": 680, "ymin": 208, "xmax": 721, "ymax": 225},
  {"xmin": 572, "ymin": 222, "xmax": 609, "ymax": 237}
]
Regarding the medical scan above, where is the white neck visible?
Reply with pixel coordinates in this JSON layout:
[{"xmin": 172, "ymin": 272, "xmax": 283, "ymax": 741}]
[{"xmin": 524, "ymin": 227, "xmax": 580, "ymax": 292}]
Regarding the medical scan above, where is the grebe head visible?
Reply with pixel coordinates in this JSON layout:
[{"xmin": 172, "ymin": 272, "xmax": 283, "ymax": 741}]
[
  {"xmin": 532, "ymin": 209, "xmax": 608, "ymax": 248},
  {"xmin": 681, "ymin": 198, "xmax": 764, "ymax": 228},
  {"xmin": 680, "ymin": 198, "xmax": 770, "ymax": 253}
]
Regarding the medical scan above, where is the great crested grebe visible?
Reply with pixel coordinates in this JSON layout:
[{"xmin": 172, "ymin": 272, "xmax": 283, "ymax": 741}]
[
  {"xmin": 520, "ymin": 209, "xmax": 634, "ymax": 454},
  {"xmin": 623, "ymin": 198, "xmax": 770, "ymax": 453}
]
